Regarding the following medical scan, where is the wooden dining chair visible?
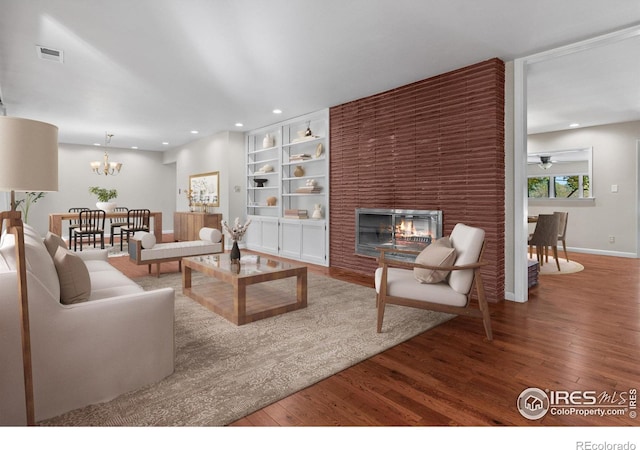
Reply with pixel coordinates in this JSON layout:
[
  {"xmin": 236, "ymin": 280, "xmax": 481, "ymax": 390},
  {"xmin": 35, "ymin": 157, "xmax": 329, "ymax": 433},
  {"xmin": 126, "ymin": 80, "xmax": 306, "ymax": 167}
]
[
  {"xmin": 73, "ymin": 209, "xmax": 106, "ymax": 251},
  {"xmin": 109, "ymin": 206, "xmax": 129, "ymax": 246},
  {"xmin": 120, "ymin": 209, "xmax": 151, "ymax": 250},
  {"xmin": 554, "ymin": 211, "xmax": 569, "ymax": 262},
  {"xmin": 527, "ymin": 214, "xmax": 561, "ymax": 271},
  {"xmin": 68, "ymin": 207, "xmax": 89, "ymax": 244}
]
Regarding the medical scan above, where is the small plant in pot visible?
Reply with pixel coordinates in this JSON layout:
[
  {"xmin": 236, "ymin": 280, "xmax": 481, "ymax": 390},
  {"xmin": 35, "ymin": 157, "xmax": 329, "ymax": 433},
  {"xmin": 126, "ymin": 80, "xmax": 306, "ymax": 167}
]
[{"xmin": 89, "ymin": 186, "xmax": 118, "ymax": 212}]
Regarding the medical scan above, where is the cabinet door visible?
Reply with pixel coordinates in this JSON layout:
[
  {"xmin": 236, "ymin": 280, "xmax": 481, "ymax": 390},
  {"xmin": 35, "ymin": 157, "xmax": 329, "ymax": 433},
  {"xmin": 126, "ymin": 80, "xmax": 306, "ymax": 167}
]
[
  {"xmin": 279, "ymin": 221, "xmax": 302, "ymax": 259},
  {"xmin": 261, "ymin": 218, "xmax": 279, "ymax": 254},
  {"xmin": 245, "ymin": 217, "xmax": 262, "ymax": 248},
  {"xmin": 301, "ymin": 220, "xmax": 326, "ymax": 265}
]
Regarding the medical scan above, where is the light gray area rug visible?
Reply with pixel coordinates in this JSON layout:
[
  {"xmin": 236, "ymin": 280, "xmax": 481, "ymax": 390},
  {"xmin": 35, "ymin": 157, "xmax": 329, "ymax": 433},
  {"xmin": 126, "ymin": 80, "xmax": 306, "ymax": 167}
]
[{"xmin": 40, "ymin": 272, "xmax": 454, "ymax": 426}]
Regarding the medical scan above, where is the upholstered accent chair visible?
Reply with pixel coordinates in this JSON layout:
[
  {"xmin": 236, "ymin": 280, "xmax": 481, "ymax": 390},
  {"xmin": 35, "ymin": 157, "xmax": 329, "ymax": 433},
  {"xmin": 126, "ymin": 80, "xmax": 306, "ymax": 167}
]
[
  {"xmin": 528, "ymin": 214, "xmax": 561, "ymax": 271},
  {"xmin": 554, "ymin": 211, "xmax": 569, "ymax": 262},
  {"xmin": 375, "ymin": 223, "xmax": 492, "ymax": 340}
]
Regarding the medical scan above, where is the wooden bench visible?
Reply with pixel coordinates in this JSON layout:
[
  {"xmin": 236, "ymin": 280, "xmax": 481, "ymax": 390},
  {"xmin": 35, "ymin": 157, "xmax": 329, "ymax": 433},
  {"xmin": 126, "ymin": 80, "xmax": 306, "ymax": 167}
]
[{"xmin": 128, "ymin": 228, "xmax": 224, "ymax": 277}]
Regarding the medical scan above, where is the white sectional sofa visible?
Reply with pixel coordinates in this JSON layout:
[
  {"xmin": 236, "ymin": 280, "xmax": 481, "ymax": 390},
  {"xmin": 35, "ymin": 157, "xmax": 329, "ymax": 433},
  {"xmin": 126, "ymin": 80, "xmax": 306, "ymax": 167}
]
[{"xmin": 0, "ymin": 223, "xmax": 175, "ymax": 425}]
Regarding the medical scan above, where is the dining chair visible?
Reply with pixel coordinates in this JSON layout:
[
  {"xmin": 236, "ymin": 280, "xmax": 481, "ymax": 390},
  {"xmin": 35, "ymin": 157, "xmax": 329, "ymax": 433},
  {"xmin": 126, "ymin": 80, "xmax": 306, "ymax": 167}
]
[
  {"xmin": 73, "ymin": 209, "xmax": 106, "ymax": 251},
  {"xmin": 120, "ymin": 209, "xmax": 151, "ymax": 251},
  {"xmin": 109, "ymin": 206, "xmax": 129, "ymax": 247},
  {"xmin": 68, "ymin": 207, "xmax": 89, "ymax": 245},
  {"xmin": 554, "ymin": 211, "xmax": 569, "ymax": 262},
  {"xmin": 527, "ymin": 214, "xmax": 561, "ymax": 271}
]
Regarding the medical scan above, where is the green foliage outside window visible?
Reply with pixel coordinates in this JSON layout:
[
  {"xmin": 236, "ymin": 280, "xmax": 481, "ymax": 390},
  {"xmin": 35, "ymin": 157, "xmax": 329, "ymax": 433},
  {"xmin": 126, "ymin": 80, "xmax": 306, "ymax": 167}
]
[
  {"xmin": 528, "ymin": 177, "xmax": 549, "ymax": 198},
  {"xmin": 528, "ymin": 175, "xmax": 590, "ymax": 198}
]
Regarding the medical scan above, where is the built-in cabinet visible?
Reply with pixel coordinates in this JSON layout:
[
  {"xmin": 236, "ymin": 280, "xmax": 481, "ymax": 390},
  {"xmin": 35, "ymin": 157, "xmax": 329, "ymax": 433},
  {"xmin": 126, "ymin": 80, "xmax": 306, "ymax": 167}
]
[
  {"xmin": 174, "ymin": 212, "xmax": 222, "ymax": 241},
  {"xmin": 245, "ymin": 109, "xmax": 329, "ymax": 266}
]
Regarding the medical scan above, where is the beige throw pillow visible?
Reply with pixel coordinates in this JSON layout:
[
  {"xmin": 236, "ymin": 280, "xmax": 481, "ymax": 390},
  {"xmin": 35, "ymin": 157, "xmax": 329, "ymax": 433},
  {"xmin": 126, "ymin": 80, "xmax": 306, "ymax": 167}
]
[
  {"xmin": 44, "ymin": 231, "xmax": 68, "ymax": 259},
  {"xmin": 414, "ymin": 236, "xmax": 457, "ymax": 284},
  {"xmin": 53, "ymin": 246, "xmax": 91, "ymax": 304}
]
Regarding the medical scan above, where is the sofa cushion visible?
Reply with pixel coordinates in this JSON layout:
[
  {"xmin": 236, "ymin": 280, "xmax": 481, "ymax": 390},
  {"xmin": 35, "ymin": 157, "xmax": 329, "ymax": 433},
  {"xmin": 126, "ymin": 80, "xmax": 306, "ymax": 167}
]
[
  {"xmin": 413, "ymin": 237, "xmax": 457, "ymax": 284},
  {"xmin": 44, "ymin": 232, "xmax": 68, "ymax": 258},
  {"xmin": 0, "ymin": 226, "xmax": 61, "ymax": 300},
  {"xmin": 54, "ymin": 246, "xmax": 91, "ymax": 304}
]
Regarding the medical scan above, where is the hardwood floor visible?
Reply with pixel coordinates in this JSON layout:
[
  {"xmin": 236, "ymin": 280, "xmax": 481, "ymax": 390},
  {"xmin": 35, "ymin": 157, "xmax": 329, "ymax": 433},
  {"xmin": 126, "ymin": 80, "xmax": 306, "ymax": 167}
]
[{"xmin": 110, "ymin": 243, "xmax": 640, "ymax": 426}]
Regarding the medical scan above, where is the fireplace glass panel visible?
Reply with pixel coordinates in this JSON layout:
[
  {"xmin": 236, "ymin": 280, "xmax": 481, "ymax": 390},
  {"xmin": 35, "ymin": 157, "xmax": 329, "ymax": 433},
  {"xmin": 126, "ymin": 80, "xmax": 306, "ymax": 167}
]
[{"xmin": 355, "ymin": 209, "xmax": 443, "ymax": 257}]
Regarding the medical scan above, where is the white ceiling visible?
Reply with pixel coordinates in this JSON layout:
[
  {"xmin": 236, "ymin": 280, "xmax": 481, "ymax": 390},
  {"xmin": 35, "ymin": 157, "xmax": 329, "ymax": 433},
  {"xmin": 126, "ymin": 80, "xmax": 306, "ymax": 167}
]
[{"xmin": 1, "ymin": 0, "xmax": 639, "ymax": 151}]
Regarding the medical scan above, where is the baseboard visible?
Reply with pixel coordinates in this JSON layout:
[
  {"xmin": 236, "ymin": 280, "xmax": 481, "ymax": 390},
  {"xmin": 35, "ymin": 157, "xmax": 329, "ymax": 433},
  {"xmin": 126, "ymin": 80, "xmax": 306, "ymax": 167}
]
[{"xmin": 567, "ymin": 247, "xmax": 637, "ymax": 259}]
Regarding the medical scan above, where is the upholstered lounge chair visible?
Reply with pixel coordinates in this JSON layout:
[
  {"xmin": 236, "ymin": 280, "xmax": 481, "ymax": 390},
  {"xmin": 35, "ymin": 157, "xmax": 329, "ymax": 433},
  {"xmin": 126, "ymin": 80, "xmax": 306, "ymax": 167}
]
[{"xmin": 375, "ymin": 223, "xmax": 492, "ymax": 340}]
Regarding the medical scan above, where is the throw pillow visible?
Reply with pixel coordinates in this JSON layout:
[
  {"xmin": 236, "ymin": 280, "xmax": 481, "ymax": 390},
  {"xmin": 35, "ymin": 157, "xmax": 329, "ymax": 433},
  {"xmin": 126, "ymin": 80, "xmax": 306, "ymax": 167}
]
[
  {"xmin": 53, "ymin": 246, "xmax": 91, "ymax": 304},
  {"xmin": 133, "ymin": 231, "xmax": 156, "ymax": 249},
  {"xmin": 44, "ymin": 231, "xmax": 68, "ymax": 258},
  {"xmin": 199, "ymin": 227, "xmax": 222, "ymax": 243},
  {"xmin": 413, "ymin": 236, "xmax": 457, "ymax": 284}
]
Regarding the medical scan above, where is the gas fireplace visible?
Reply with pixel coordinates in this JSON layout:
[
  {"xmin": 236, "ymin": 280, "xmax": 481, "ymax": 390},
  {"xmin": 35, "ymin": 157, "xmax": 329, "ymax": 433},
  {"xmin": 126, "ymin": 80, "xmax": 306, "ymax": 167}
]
[{"xmin": 355, "ymin": 208, "xmax": 443, "ymax": 257}]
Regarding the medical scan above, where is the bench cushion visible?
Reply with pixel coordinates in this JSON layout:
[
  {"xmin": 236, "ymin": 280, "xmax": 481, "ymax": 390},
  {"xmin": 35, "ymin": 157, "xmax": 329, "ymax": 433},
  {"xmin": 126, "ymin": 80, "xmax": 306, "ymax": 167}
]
[{"xmin": 139, "ymin": 240, "xmax": 222, "ymax": 261}]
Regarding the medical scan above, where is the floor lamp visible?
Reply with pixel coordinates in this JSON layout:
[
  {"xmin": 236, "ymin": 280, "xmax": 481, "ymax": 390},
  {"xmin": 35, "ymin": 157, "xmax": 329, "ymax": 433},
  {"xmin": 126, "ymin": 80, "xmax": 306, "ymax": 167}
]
[{"xmin": 0, "ymin": 116, "xmax": 58, "ymax": 426}]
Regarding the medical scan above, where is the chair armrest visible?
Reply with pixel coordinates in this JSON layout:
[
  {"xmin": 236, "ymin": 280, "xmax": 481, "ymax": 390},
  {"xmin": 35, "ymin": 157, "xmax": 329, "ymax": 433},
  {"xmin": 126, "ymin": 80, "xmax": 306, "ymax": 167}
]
[
  {"xmin": 379, "ymin": 258, "xmax": 487, "ymax": 272},
  {"xmin": 75, "ymin": 249, "xmax": 109, "ymax": 262}
]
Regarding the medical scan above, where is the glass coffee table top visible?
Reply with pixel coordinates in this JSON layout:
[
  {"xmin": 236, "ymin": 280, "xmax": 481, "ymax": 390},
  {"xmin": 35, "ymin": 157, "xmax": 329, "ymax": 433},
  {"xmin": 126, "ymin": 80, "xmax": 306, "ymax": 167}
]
[{"xmin": 185, "ymin": 254, "xmax": 303, "ymax": 276}]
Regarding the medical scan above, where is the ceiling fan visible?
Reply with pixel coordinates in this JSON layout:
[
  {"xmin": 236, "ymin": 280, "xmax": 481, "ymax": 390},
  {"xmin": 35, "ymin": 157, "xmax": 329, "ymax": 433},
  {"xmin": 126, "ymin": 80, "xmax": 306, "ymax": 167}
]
[{"xmin": 538, "ymin": 156, "xmax": 553, "ymax": 170}]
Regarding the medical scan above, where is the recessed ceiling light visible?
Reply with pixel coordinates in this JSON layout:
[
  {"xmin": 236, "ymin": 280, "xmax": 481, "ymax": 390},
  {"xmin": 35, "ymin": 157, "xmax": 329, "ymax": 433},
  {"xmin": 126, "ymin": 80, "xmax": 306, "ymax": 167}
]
[
  {"xmin": 93, "ymin": 143, "xmax": 101, "ymax": 146},
  {"xmin": 273, "ymin": 109, "xmax": 282, "ymax": 114},
  {"xmin": 190, "ymin": 130, "xmax": 199, "ymax": 134},
  {"xmin": 235, "ymin": 122, "xmax": 244, "ymax": 127},
  {"xmin": 569, "ymin": 123, "xmax": 580, "ymax": 128},
  {"xmin": 131, "ymin": 146, "xmax": 138, "ymax": 150},
  {"xmin": 162, "ymin": 142, "xmax": 169, "ymax": 145}
]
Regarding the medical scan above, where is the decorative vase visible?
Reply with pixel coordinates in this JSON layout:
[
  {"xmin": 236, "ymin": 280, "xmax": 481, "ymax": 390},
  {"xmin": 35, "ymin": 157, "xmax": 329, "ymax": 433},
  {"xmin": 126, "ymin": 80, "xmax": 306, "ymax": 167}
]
[
  {"xmin": 312, "ymin": 204, "xmax": 323, "ymax": 219},
  {"xmin": 263, "ymin": 133, "xmax": 274, "ymax": 148},
  {"xmin": 293, "ymin": 165, "xmax": 305, "ymax": 177},
  {"xmin": 96, "ymin": 201, "xmax": 116, "ymax": 213},
  {"xmin": 230, "ymin": 240, "xmax": 241, "ymax": 263}
]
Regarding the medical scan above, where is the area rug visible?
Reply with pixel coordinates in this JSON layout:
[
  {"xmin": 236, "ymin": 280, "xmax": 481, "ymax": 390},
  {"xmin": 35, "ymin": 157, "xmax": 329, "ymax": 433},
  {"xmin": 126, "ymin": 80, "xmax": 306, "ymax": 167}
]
[
  {"xmin": 538, "ymin": 257, "xmax": 584, "ymax": 275},
  {"xmin": 39, "ymin": 272, "xmax": 454, "ymax": 426}
]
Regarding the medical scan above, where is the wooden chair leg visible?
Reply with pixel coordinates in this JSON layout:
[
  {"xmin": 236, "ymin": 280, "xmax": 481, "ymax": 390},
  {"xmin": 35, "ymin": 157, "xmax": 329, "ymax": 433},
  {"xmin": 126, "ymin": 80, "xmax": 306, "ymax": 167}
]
[
  {"xmin": 156, "ymin": 263, "xmax": 160, "ymax": 278},
  {"xmin": 562, "ymin": 239, "xmax": 569, "ymax": 262},
  {"xmin": 377, "ymin": 299, "xmax": 385, "ymax": 333},
  {"xmin": 475, "ymin": 273, "xmax": 493, "ymax": 341},
  {"xmin": 553, "ymin": 246, "xmax": 561, "ymax": 271}
]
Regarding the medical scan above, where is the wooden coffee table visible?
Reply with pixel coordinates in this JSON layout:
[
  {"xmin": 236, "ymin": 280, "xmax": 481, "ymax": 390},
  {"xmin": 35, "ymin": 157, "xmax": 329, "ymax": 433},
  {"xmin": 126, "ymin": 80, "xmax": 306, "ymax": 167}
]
[{"xmin": 182, "ymin": 254, "xmax": 307, "ymax": 325}]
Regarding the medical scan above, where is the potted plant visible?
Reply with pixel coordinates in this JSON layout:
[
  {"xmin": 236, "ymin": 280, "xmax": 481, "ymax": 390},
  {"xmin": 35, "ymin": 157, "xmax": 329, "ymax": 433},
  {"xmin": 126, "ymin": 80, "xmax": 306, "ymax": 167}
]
[{"xmin": 89, "ymin": 186, "xmax": 118, "ymax": 212}]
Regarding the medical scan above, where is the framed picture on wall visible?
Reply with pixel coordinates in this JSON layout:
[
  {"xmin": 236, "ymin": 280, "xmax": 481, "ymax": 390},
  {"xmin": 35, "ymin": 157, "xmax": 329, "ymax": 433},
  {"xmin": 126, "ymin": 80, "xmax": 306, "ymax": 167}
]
[{"xmin": 189, "ymin": 171, "xmax": 220, "ymax": 207}]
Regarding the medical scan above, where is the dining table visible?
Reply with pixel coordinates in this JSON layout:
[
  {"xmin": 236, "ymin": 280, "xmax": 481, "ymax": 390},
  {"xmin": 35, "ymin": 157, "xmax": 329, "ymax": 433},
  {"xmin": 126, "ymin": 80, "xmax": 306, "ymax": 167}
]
[{"xmin": 49, "ymin": 210, "xmax": 163, "ymax": 243}]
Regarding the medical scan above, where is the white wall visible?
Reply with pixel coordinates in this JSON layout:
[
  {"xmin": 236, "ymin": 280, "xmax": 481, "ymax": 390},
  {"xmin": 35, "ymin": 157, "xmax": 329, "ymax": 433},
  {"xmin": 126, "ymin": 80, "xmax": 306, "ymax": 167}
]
[
  {"xmin": 528, "ymin": 120, "xmax": 640, "ymax": 257},
  {"xmin": 21, "ymin": 143, "xmax": 176, "ymax": 239},
  {"xmin": 166, "ymin": 130, "xmax": 245, "ymax": 246}
]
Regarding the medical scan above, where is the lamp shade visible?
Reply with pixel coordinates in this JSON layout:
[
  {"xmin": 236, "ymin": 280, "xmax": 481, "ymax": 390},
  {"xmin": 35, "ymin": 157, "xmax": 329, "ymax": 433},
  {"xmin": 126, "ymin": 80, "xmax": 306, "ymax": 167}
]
[{"xmin": 0, "ymin": 116, "xmax": 59, "ymax": 192}]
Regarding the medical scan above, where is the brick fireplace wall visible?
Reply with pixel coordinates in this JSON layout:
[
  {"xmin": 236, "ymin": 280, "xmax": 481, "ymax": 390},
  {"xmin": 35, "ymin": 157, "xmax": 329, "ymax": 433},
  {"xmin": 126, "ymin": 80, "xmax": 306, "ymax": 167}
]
[{"xmin": 329, "ymin": 58, "xmax": 505, "ymax": 303}]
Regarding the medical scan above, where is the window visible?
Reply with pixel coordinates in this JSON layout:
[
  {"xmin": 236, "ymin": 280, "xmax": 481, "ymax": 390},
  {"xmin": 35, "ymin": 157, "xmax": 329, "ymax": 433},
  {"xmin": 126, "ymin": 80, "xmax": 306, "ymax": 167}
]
[
  {"xmin": 528, "ymin": 174, "xmax": 590, "ymax": 198},
  {"xmin": 527, "ymin": 147, "xmax": 593, "ymax": 199}
]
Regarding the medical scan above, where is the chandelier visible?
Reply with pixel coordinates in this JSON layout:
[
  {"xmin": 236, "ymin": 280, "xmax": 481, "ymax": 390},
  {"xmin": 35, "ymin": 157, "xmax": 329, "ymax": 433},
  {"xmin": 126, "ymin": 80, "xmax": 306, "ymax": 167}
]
[{"xmin": 90, "ymin": 133, "xmax": 122, "ymax": 176}]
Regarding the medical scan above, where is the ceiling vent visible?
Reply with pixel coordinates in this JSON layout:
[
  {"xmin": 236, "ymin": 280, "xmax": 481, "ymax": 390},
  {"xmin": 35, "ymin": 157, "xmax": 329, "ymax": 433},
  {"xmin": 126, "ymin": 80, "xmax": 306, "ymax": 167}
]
[{"xmin": 36, "ymin": 45, "xmax": 64, "ymax": 63}]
